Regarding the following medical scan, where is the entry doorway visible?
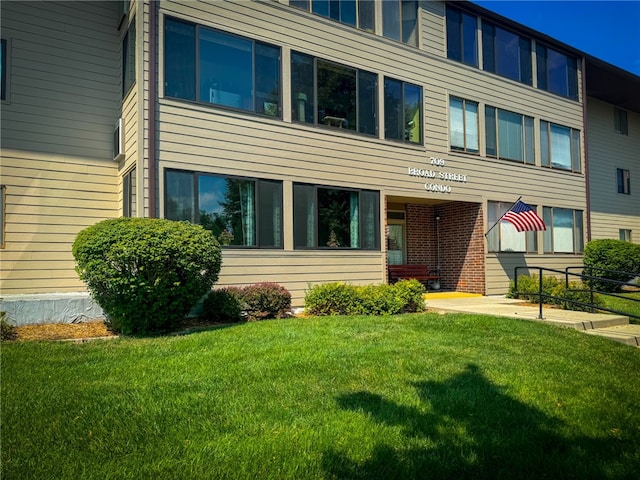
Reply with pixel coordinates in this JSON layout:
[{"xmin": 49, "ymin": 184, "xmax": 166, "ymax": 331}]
[{"xmin": 387, "ymin": 211, "xmax": 406, "ymax": 265}]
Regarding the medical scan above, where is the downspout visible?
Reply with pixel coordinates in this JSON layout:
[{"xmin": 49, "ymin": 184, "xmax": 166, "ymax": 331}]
[
  {"xmin": 581, "ymin": 57, "xmax": 591, "ymax": 242},
  {"xmin": 148, "ymin": 0, "xmax": 158, "ymax": 217}
]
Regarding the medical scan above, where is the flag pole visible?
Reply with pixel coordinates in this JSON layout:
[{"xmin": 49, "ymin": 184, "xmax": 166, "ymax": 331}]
[{"xmin": 484, "ymin": 196, "xmax": 522, "ymax": 237}]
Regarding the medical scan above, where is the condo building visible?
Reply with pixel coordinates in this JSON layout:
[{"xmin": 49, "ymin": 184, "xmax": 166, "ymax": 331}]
[{"xmin": 1, "ymin": 1, "xmax": 638, "ymax": 323}]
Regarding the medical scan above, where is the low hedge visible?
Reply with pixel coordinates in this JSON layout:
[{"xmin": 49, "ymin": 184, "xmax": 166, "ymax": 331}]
[
  {"xmin": 203, "ymin": 283, "xmax": 292, "ymax": 322},
  {"xmin": 508, "ymin": 274, "xmax": 603, "ymax": 311},
  {"xmin": 304, "ymin": 279, "xmax": 425, "ymax": 316}
]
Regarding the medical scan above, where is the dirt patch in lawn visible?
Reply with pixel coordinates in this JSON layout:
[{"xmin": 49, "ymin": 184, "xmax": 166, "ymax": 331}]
[{"xmin": 14, "ymin": 321, "xmax": 116, "ymax": 342}]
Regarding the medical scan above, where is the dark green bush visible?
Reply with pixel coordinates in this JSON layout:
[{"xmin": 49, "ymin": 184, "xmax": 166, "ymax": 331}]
[
  {"xmin": 304, "ymin": 279, "xmax": 425, "ymax": 316},
  {"xmin": 508, "ymin": 274, "xmax": 560, "ymax": 303},
  {"xmin": 0, "ymin": 312, "xmax": 17, "ymax": 341},
  {"xmin": 202, "ymin": 288, "xmax": 243, "ymax": 323},
  {"xmin": 72, "ymin": 218, "xmax": 222, "ymax": 334},
  {"xmin": 241, "ymin": 282, "xmax": 292, "ymax": 321},
  {"xmin": 550, "ymin": 281, "xmax": 604, "ymax": 312},
  {"xmin": 584, "ymin": 239, "xmax": 640, "ymax": 292}
]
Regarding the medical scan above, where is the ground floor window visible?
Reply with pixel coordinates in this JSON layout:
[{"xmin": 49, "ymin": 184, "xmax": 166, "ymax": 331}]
[
  {"xmin": 619, "ymin": 229, "xmax": 632, "ymax": 242},
  {"xmin": 123, "ymin": 168, "xmax": 136, "ymax": 217},
  {"xmin": 487, "ymin": 200, "xmax": 537, "ymax": 253},
  {"xmin": 293, "ymin": 183, "xmax": 380, "ymax": 249},
  {"xmin": 165, "ymin": 170, "xmax": 282, "ymax": 248},
  {"xmin": 542, "ymin": 207, "xmax": 583, "ymax": 253}
]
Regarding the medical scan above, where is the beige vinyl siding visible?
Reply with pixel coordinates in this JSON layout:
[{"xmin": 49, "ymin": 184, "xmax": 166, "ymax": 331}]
[
  {"xmin": 157, "ymin": 1, "xmax": 586, "ymax": 299},
  {"xmin": 587, "ymin": 97, "xmax": 640, "ymax": 242},
  {"xmin": 485, "ymin": 255, "xmax": 584, "ymax": 296},
  {"xmin": 0, "ymin": 1, "xmax": 121, "ymax": 295}
]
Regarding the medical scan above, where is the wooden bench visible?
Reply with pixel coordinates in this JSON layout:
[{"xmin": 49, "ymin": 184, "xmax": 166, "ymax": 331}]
[{"xmin": 388, "ymin": 264, "xmax": 440, "ymax": 288}]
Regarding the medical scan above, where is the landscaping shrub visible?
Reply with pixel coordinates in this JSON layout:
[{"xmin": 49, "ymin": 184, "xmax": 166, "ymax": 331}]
[
  {"xmin": 72, "ymin": 218, "xmax": 222, "ymax": 334},
  {"xmin": 508, "ymin": 274, "xmax": 560, "ymax": 303},
  {"xmin": 241, "ymin": 282, "xmax": 292, "ymax": 321},
  {"xmin": 304, "ymin": 279, "xmax": 425, "ymax": 316},
  {"xmin": 550, "ymin": 281, "xmax": 604, "ymax": 312},
  {"xmin": 0, "ymin": 312, "xmax": 17, "ymax": 341},
  {"xmin": 392, "ymin": 279, "xmax": 426, "ymax": 313},
  {"xmin": 305, "ymin": 282, "xmax": 358, "ymax": 316},
  {"xmin": 584, "ymin": 239, "xmax": 640, "ymax": 292},
  {"xmin": 202, "ymin": 288, "xmax": 244, "ymax": 323}
]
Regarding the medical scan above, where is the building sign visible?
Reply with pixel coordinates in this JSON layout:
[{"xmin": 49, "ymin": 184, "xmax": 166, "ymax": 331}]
[{"xmin": 407, "ymin": 157, "xmax": 468, "ymax": 194}]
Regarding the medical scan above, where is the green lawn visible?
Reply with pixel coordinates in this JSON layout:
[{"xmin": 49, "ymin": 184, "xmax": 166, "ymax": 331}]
[
  {"xmin": 2, "ymin": 313, "xmax": 640, "ymax": 479},
  {"xmin": 600, "ymin": 291, "xmax": 640, "ymax": 323}
]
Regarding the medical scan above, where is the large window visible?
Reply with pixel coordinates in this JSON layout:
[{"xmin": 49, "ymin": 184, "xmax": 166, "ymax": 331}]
[
  {"xmin": 449, "ymin": 97, "xmax": 478, "ymax": 153},
  {"xmin": 290, "ymin": 0, "xmax": 374, "ymax": 32},
  {"xmin": 165, "ymin": 170, "xmax": 283, "ymax": 248},
  {"xmin": 293, "ymin": 184, "xmax": 380, "ymax": 249},
  {"xmin": 485, "ymin": 106, "xmax": 534, "ymax": 163},
  {"xmin": 540, "ymin": 121, "xmax": 581, "ymax": 172},
  {"xmin": 122, "ymin": 19, "xmax": 136, "ymax": 97},
  {"xmin": 1, "ymin": 39, "xmax": 6, "ymax": 101},
  {"xmin": 617, "ymin": 168, "xmax": 631, "ymax": 195},
  {"xmin": 382, "ymin": 0, "xmax": 418, "ymax": 46},
  {"xmin": 384, "ymin": 77, "xmax": 422, "ymax": 144},
  {"xmin": 536, "ymin": 44, "xmax": 578, "ymax": 100},
  {"xmin": 164, "ymin": 17, "xmax": 281, "ymax": 118},
  {"xmin": 482, "ymin": 21, "xmax": 532, "ymax": 85},
  {"xmin": 487, "ymin": 200, "xmax": 538, "ymax": 253},
  {"xmin": 614, "ymin": 107, "xmax": 628, "ymax": 135},
  {"xmin": 446, "ymin": 5, "xmax": 477, "ymax": 67},
  {"xmin": 543, "ymin": 207, "xmax": 583, "ymax": 254},
  {"xmin": 291, "ymin": 52, "xmax": 377, "ymax": 135}
]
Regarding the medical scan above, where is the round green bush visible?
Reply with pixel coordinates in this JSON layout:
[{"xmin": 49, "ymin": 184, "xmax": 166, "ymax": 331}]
[
  {"xmin": 584, "ymin": 239, "xmax": 640, "ymax": 292},
  {"xmin": 72, "ymin": 218, "xmax": 222, "ymax": 334},
  {"xmin": 202, "ymin": 288, "xmax": 244, "ymax": 323}
]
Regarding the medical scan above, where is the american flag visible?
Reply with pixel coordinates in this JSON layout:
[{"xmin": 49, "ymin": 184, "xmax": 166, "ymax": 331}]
[{"xmin": 502, "ymin": 200, "xmax": 546, "ymax": 232}]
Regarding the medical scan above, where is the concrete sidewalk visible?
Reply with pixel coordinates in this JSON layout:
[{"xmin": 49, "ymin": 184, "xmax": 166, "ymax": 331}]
[{"xmin": 424, "ymin": 292, "xmax": 640, "ymax": 347}]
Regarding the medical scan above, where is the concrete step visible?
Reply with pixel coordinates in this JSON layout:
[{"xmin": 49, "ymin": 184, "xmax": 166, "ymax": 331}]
[
  {"xmin": 543, "ymin": 315, "xmax": 630, "ymax": 331},
  {"xmin": 584, "ymin": 324, "xmax": 640, "ymax": 347}
]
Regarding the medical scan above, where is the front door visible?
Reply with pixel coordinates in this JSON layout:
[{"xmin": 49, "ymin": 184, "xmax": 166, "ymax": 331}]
[{"xmin": 387, "ymin": 222, "xmax": 406, "ymax": 265}]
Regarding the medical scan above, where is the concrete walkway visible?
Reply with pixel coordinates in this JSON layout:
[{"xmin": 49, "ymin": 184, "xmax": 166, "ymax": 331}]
[{"xmin": 424, "ymin": 292, "xmax": 640, "ymax": 347}]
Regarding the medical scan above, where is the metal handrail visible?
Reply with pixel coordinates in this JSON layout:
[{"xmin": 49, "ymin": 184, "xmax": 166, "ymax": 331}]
[{"xmin": 514, "ymin": 266, "xmax": 640, "ymax": 320}]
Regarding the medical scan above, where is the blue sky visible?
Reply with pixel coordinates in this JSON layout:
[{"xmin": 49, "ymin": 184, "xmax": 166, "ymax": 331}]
[{"xmin": 473, "ymin": 1, "xmax": 640, "ymax": 75}]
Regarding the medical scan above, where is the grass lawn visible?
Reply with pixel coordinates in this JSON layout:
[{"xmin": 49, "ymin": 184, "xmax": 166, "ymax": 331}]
[
  {"xmin": 600, "ymin": 291, "xmax": 640, "ymax": 323},
  {"xmin": 2, "ymin": 313, "xmax": 640, "ymax": 479}
]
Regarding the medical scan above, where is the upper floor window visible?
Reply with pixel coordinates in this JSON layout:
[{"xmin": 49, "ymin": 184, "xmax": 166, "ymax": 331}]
[
  {"xmin": 540, "ymin": 121, "xmax": 581, "ymax": 172},
  {"xmin": 482, "ymin": 21, "xmax": 532, "ymax": 85},
  {"xmin": 487, "ymin": 200, "xmax": 538, "ymax": 253},
  {"xmin": 291, "ymin": 52, "xmax": 377, "ymax": 135},
  {"xmin": 165, "ymin": 170, "xmax": 283, "ymax": 248},
  {"xmin": 614, "ymin": 107, "xmax": 628, "ymax": 135},
  {"xmin": 449, "ymin": 97, "xmax": 478, "ymax": 153},
  {"xmin": 382, "ymin": 0, "xmax": 418, "ymax": 46},
  {"xmin": 1, "ymin": 39, "xmax": 6, "ymax": 101},
  {"xmin": 446, "ymin": 5, "xmax": 478, "ymax": 67},
  {"xmin": 384, "ymin": 77, "xmax": 422, "ymax": 144},
  {"xmin": 536, "ymin": 44, "xmax": 578, "ymax": 100},
  {"xmin": 617, "ymin": 168, "xmax": 631, "ymax": 194},
  {"xmin": 543, "ymin": 207, "xmax": 583, "ymax": 253},
  {"xmin": 290, "ymin": 0, "xmax": 375, "ymax": 32},
  {"xmin": 122, "ymin": 18, "xmax": 136, "ymax": 97},
  {"xmin": 164, "ymin": 17, "xmax": 281, "ymax": 118},
  {"xmin": 485, "ymin": 106, "xmax": 534, "ymax": 164},
  {"xmin": 293, "ymin": 183, "xmax": 380, "ymax": 250}
]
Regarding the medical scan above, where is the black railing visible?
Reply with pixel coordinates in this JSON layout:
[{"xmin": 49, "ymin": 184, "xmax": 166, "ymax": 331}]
[{"xmin": 514, "ymin": 266, "xmax": 640, "ymax": 320}]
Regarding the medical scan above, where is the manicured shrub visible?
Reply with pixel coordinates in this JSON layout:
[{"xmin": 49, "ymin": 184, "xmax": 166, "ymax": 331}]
[
  {"xmin": 584, "ymin": 239, "xmax": 640, "ymax": 292},
  {"xmin": 305, "ymin": 282, "xmax": 357, "ymax": 316},
  {"xmin": 550, "ymin": 281, "xmax": 604, "ymax": 312},
  {"xmin": 508, "ymin": 274, "xmax": 560, "ymax": 303},
  {"xmin": 304, "ymin": 279, "xmax": 425, "ymax": 316},
  {"xmin": 202, "ymin": 288, "xmax": 244, "ymax": 323},
  {"xmin": 0, "ymin": 312, "xmax": 17, "ymax": 341},
  {"xmin": 241, "ymin": 282, "xmax": 292, "ymax": 321},
  {"xmin": 72, "ymin": 218, "xmax": 222, "ymax": 334},
  {"xmin": 392, "ymin": 279, "xmax": 426, "ymax": 313}
]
